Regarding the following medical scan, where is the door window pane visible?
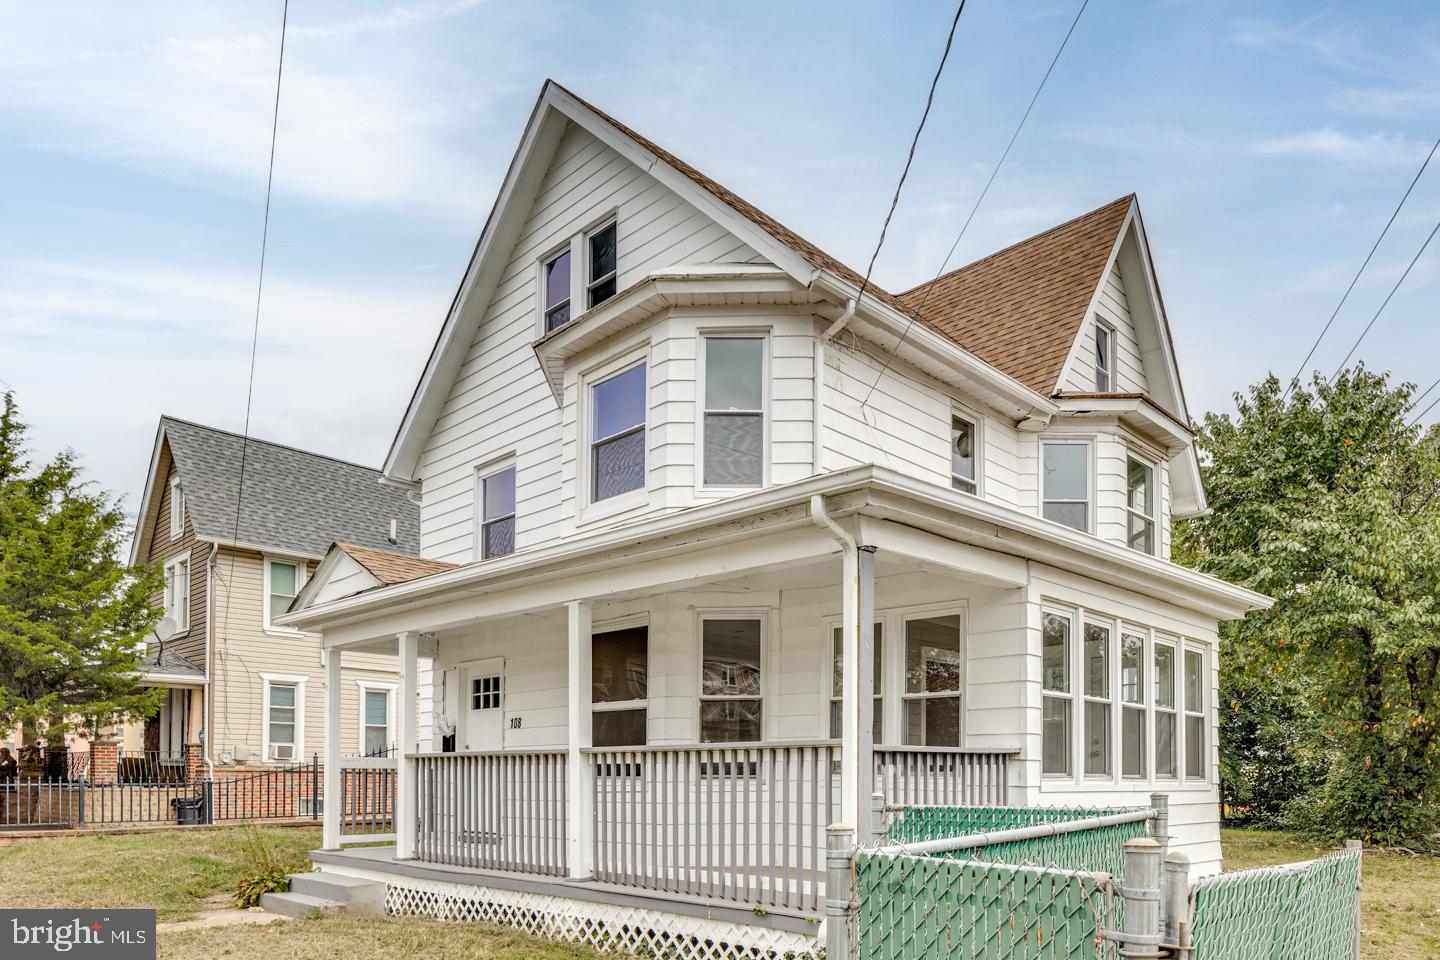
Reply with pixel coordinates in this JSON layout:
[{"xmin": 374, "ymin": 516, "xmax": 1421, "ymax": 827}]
[{"xmin": 951, "ymin": 416, "xmax": 977, "ymax": 494}]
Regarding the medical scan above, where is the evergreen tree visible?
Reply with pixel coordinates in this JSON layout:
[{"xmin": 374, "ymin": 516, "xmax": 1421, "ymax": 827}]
[{"xmin": 0, "ymin": 392, "xmax": 163, "ymax": 743}]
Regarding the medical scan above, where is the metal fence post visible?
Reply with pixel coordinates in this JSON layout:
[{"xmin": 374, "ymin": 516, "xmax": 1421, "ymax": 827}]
[
  {"xmin": 826, "ymin": 825, "xmax": 855, "ymax": 960},
  {"xmin": 869, "ymin": 787, "xmax": 888, "ymax": 847},
  {"xmin": 1148, "ymin": 792, "xmax": 1170, "ymax": 857},
  {"xmin": 1346, "ymin": 839, "xmax": 1363, "ymax": 960},
  {"xmin": 1162, "ymin": 850, "xmax": 1190, "ymax": 951},
  {"xmin": 312, "ymin": 753, "xmax": 320, "ymax": 821},
  {"xmin": 1117, "ymin": 837, "xmax": 1162, "ymax": 959}
]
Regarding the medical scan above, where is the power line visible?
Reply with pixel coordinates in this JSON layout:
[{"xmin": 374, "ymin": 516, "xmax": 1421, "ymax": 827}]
[
  {"xmin": 1281, "ymin": 131, "xmax": 1440, "ymax": 402},
  {"xmin": 1328, "ymin": 216, "xmax": 1440, "ymax": 380},
  {"xmin": 860, "ymin": 0, "xmax": 1090, "ymax": 408}
]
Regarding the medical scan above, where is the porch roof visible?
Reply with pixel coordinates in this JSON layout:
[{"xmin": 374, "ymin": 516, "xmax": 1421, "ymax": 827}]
[{"xmin": 280, "ymin": 466, "xmax": 1270, "ymax": 646}]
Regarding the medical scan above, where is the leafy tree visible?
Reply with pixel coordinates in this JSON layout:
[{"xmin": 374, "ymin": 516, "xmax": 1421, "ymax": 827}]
[
  {"xmin": 1176, "ymin": 368, "xmax": 1440, "ymax": 847},
  {"xmin": 0, "ymin": 392, "xmax": 163, "ymax": 743}
]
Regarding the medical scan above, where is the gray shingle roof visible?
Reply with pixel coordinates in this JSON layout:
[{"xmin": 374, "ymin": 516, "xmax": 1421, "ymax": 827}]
[
  {"xmin": 162, "ymin": 417, "xmax": 419, "ymax": 558},
  {"xmin": 138, "ymin": 647, "xmax": 205, "ymax": 681}
]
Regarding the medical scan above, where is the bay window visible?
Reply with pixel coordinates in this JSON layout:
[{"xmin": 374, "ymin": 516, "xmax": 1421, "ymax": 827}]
[
  {"xmin": 1042, "ymin": 611, "xmax": 1072, "ymax": 776},
  {"xmin": 699, "ymin": 618, "xmax": 763, "ymax": 742},
  {"xmin": 1121, "ymin": 629, "xmax": 1146, "ymax": 778},
  {"xmin": 1154, "ymin": 640, "xmax": 1178, "ymax": 778},
  {"xmin": 591, "ymin": 364, "xmax": 646, "ymax": 502},
  {"xmin": 1083, "ymin": 621, "xmax": 1111, "ymax": 777},
  {"xmin": 702, "ymin": 336, "xmax": 765, "ymax": 487},
  {"xmin": 592, "ymin": 625, "xmax": 648, "ymax": 747},
  {"xmin": 1185, "ymin": 647, "xmax": 1206, "ymax": 780},
  {"xmin": 902, "ymin": 614, "xmax": 963, "ymax": 747},
  {"xmin": 1127, "ymin": 457, "xmax": 1156, "ymax": 554},
  {"xmin": 830, "ymin": 623, "xmax": 883, "ymax": 742},
  {"xmin": 1042, "ymin": 441, "xmax": 1091, "ymax": 532}
]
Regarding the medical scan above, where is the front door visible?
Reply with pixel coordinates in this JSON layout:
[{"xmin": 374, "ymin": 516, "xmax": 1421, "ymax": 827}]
[{"xmin": 460, "ymin": 658, "xmax": 505, "ymax": 752}]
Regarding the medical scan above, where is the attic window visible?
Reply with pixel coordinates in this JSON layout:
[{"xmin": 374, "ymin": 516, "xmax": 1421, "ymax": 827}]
[
  {"xmin": 587, "ymin": 222, "xmax": 617, "ymax": 308},
  {"xmin": 1094, "ymin": 321, "xmax": 1115, "ymax": 392},
  {"xmin": 168, "ymin": 476, "xmax": 184, "ymax": 540},
  {"xmin": 544, "ymin": 249, "xmax": 572, "ymax": 332}
]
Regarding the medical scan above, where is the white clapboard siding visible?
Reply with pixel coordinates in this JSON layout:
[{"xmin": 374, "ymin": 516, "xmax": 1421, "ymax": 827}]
[{"xmin": 1063, "ymin": 262, "xmax": 1149, "ymax": 395}]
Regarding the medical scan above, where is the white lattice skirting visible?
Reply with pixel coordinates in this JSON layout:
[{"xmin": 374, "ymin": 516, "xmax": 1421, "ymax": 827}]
[{"xmin": 381, "ymin": 875, "xmax": 823, "ymax": 960}]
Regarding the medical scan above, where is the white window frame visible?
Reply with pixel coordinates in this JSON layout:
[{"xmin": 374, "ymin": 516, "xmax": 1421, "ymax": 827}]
[
  {"xmin": 168, "ymin": 475, "xmax": 184, "ymax": 540},
  {"xmin": 1118, "ymin": 624, "xmax": 1148, "ymax": 780},
  {"xmin": 539, "ymin": 241, "xmax": 574, "ymax": 334},
  {"xmin": 1041, "ymin": 606, "xmax": 1075, "ymax": 780},
  {"xmin": 696, "ymin": 609, "xmax": 768, "ymax": 744},
  {"xmin": 260, "ymin": 672, "xmax": 306, "ymax": 764},
  {"xmin": 475, "ymin": 458, "xmax": 518, "ymax": 561},
  {"xmin": 162, "ymin": 549, "xmax": 191, "ymax": 635},
  {"xmin": 821, "ymin": 616, "xmax": 885, "ymax": 744},
  {"xmin": 697, "ymin": 330, "xmax": 770, "ymax": 492},
  {"xmin": 1182, "ymin": 643, "xmax": 1208, "ymax": 783},
  {"xmin": 356, "ymin": 680, "xmax": 397, "ymax": 757},
  {"xmin": 579, "ymin": 346, "xmax": 650, "ymax": 520},
  {"xmin": 262, "ymin": 556, "xmax": 306, "ymax": 635},
  {"xmin": 1040, "ymin": 438, "xmax": 1094, "ymax": 534},
  {"xmin": 585, "ymin": 218, "xmax": 618, "ymax": 310},
  {"xmin": 1125, "ymin": 454, "xmax": 1157, "ymax": 555},
  {"xmin": 1081, "ymin": 616, "xmax": 1113, "ymax": 779},
  {"xmin": 1153, "ymin": 636, "xmax": 1179, "ymax": 781},
  {"xmin": 1095, "ymin": 320, "xmax": 1115, "ymax": 392},
  {"xmin": 949, "ymin": 406, "xmax": 983, "ymax": 496}
]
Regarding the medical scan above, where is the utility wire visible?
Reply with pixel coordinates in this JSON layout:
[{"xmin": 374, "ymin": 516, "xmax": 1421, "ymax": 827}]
[
  {"xmin": 1282, "ymin": 131, "xmax": 1440, "ymax": 401},
  {"xmin": 860, "ymin": 0, "xmax": 1090, "ymax": 408},
  {"xmin": 1328, "ymin": 216, "xmax": 1440, "ymax": 380}
]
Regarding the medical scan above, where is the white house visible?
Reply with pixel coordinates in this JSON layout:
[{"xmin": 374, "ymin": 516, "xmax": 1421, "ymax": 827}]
[{"xmin": 282, "ymin": 80, "xmax": 1268, "ymax": 955}]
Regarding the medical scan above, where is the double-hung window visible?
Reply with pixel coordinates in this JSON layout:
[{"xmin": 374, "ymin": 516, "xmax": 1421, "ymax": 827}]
[
  {"xmin": 902, "ymin": 614, "xmax": 963, "ymax": 747},
  {"xmin": 592, "ymin": 625, "xmax": 648, "ymax": 747},
  {"xmin": 1083, "ymin": 620, "xmax": 1112, "ymax": 777},
  {"xmin": 1127, "ymin": 457, "xmax": 1156, "ymax": 554},
  {"xmin": 1095, "ymin": 322, "xmax": 1115, "ymax": 391},
  {"xmin": 702, "ymin": 336, "xmax": 765, "ymax": 487},
  {"xmin": 1120, "ymin": 629, "xmax": 1146, "ymax": 778},
  {"xmin": 360, "ymin": 686, "xmax": 393, "ymax": 756},
  {"xmin": 699, "ymin": 617, "xmax": 763, "ymax": 742},
  {"xmin": 1041, "ymin": 611, "xmax": 1072, "ymax": 776},
  {"xmin": 543, "ymin": 248, "xmax": 572, "ymax": 332},
  {"xmin": 1154, "ymin": 641, "xmax": 1178, "ymax": 778},
  {"xmin": 950, "ymin": 415, "xmax": 978, "ymax": 494},
  {"xmin": 265, "ymin": 560, "xmax": 301, "ymax": 630},
  {"xmin": 163, "ymin": 553, "xmax": 190, "ymax": 633},
  {"xmin": 479, "ymin": 466, "xmax": 516, "ymax": 560},
  {"xmin": 1184, "ymin": 648, "xmax": 1206, "ymax": 780},
  {"xmin": 587, "ymin": 222, "xmax": 617, "ymax": 308},
  {"xmin": 169, "ymin": 476, "xmax": 184, "ymax": 539},
  {"xmin": 263, "ymin": 677, "xmax": 302, "ymax": 761},
  {"xmin": 1042, "ymin": 441, "xmax": 1091, "ymax": 532},
  {"xmin": 591, "ymin": 364, "xmax": 647, "ymax": 502},
  {"xmin": 830, "ymin": 623, "xmax": 883, "ymax": 742}
]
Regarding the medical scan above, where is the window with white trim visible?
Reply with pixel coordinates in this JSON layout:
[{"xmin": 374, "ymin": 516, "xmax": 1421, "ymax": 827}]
[
  {"xmin": 359, "ymin": 684, "xmax": 394, "ymax": 756},
  {"xmin": 902, "ymin": 614, "xmax": 963, "ymax": 747},
  {"xmin": 262, "ymin": 677, "xmax": 303, "ymax": 761},
  {"xmin": 1082, "ymin": 620, "xmax": 1112, "ymax": 777},
  {"xmin": 163, "ymin": 552, "xmax": 190, "ymax": 633},
  {"xmin": 1095, "ymin": 321, "xmax": 1114, "ymax": 392},
  {"xmin": 587, "ymin": 222, "xmax": 617, "ymax": 309},
  {"xmin": 1154, "ymin": 640, "xmax": 1178, "ymax": 778},
  {"xmin": 1120, "ymin": 629, "xmax": 1146, "ymax": 778},
  {"xmin": 1041, "ymin": 610, "xmax": 1072, "ymax": 776},
  {"xmin": 591, "ymin": 363, "xmax": 647, "ymax": 502},
  {"xmin": 592, "ymin": 624, "xmax": 648, "ymax": 747},
  {"xmin": 543, "ymin": 247, "xmax": 572, "ymax": 332},
  {"xmin": 1184, "ymin": 647, "xmax": 1206, "ymax": 780},
  {"xmin": 479, "ymin": 466, "xmax": 516, "ymax": 560},
  {"xmin": 699, "ymin": 617, "xmax": 763, "ymax": 742},
  {"xmin": 950, "ymin": 415, "xmax": 978, "ymax": 495},
  {"xmin": 829, "ymin": 623, "xmax": 883, "ymax": 742},
  {"xmin": 264, "ymin": 559, "xmax": 301, "ymax": 631},
  {"xmin": 1042, "ymin": 441, "xmax": 1091, "ymax": 532},
  {"xmin": 168, "ymin": 476, "xmax": 184, "ymax": 540},
  {"xmin": 1127, "ymin": 457, "xmax": 1156, "ymax": 554},
  {"xmin": 702, "ymin": 335, "xmax": 765, "ymax": 487}
]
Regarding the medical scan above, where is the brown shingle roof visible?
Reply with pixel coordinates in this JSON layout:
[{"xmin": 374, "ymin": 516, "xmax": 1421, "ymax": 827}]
[
  {"xmin": 895, "ymin": 196, "xmax": 1134, "ymax": 395},
  {"xmin": 336, "ymin": 542, "xmax": 457, "ymax": 586}
]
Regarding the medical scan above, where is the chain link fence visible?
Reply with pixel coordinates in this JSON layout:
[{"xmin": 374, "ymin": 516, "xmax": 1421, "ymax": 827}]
[{"xmin": 887, "ymin": 805, "xmax": 1149, "ymax": 877}]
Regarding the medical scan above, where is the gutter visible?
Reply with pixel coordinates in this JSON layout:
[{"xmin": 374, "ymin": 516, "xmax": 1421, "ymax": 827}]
[{"xmin": 819, "ymin": 298, "xmax": 856, "ymax": 342}]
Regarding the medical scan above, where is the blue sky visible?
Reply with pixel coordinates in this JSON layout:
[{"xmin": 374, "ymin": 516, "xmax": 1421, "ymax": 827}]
[{"xmin": 2, "ymin": 0, "xmax": 1438, "ymax": 512}]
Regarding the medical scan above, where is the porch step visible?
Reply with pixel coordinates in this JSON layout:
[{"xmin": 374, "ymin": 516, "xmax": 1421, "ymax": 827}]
[
  {"xmin": 261, "ymin": 872, "xmax": 386, "ymax": 918},
  {"xmin": 259, "ymin": 890, "xmax": 344, "ymax": 918}
]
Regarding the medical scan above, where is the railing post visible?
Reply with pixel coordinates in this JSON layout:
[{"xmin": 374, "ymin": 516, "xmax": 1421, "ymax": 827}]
[
  {"xmin": 1162, "ymin": 850, "xmax": 1190, "ymax": 949},
  {"xmin": 1117, "ymin": 837, "xmax": 1162, "ymax": 959},
  {"xmin": 1346, "ymin": 839, "xmax": 1363, "ymax": 960},
  {"xmin": 566, "ymin": 600, "xmax": 594, "ymax": 880},
  {"xmin": 395, "ymin": 631, "xmax": 418, "ymax": 859},
  {"xmin": 322, "ymin": 647, "xmax": 343, "ymax": 849},
  {"xmin": 826, "ymin": 825, "xmax": 855, "ymax": 960}
]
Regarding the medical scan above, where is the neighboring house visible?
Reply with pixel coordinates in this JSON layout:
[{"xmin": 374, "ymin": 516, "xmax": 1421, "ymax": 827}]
[
  {"xmin": 127, "ymin": 417, "xmax": 419, "ymax": 768},
  {"xmin": 284, "ymin": 81, "xmax": 1268, "ymax": 953}
]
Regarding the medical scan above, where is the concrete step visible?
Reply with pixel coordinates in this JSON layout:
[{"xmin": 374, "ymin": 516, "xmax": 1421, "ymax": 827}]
[
  {"xmin": 259, "ymin": 890, "xmax": 344, "ymax": 918},
  {"xmin": 287, "ymin": 872, "xmax": 386, "ymax": 915}
]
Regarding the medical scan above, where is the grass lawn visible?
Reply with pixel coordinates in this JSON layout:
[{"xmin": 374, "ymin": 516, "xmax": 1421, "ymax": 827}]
[{"xmin": 1223, "ymin": 828, "xmax": 1440, "ymax": 960}]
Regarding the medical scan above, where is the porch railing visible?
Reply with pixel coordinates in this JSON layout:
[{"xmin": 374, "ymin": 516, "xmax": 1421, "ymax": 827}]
[
  {"xmin": 338, "ymin": 755, "xmax": 397, "ymax": 844},
  {"xmin": 874, "ymin": 746, "xmax": 1012, "ymax": 807},
  {"xmin": 414, "ymin": 751, "xmax": 568, "ymax": 875}
]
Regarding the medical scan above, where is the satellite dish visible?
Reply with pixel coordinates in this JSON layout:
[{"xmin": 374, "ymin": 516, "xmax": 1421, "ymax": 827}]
[{"xmin": 154, "ymin": 617, "xmax": 178, "ymax": 643}]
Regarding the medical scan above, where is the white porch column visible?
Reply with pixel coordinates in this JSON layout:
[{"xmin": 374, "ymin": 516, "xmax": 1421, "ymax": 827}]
[
  {"xmin": 840, "ymin": 545, "xmax": 877, "ymax": 840},
  {"xmin": 566, "ymin": 600, "xmax": 595, "ymax": 879},
  {"xmin": 322, "ymin": 647, "xmax": 343, "ymax": 849},
  {"xmin": 396, "ymin": 630, "xmax": 418, "ymax": 859}
]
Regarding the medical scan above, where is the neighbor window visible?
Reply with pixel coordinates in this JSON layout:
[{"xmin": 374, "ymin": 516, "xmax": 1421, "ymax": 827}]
[
  {"xmin": 592, "ymin": 625, "xmax": 648, "ymax": 747},
  {"xmin": 1184, "ymin": 648, "xmax": 1206, "ymax": 780},
  {"xmin": 1042, "ymin": 441, "xmax": 1091, "ymax": 532},
  {"xmin": 1121, "ymin": 630, "xmax": 1146, "ymax": 778},
  {"xmin": 1042, "ymin": 611, "xmax": 1072, "ymax": 776},
  {"xmin": 950, "ymin": 415, "xmax": 978, "ymax": 494},
  {"xmin": 1154, "ymin": 641, "xmax": 1177, "ymax": 778},
  {"xmin": 702, "ymin": 336, "xmax": 765, "ymax": 487},
  {"xmin": 265, "ymin": 560, "xmax": 300, "ymax": 629},
  {"xmin": 169, "ymin": 476, "xmax": 184, "ymax": 539},
  {"xmin": 699, "ymin": 618, "xmax": 763, "ymax": 742},
  {"xmin": 1083, "ymin": 621, "xmax": 1111, "ymax": 777},
  {"xmin": 587, "ymin": 222, "xmax": 617, "ymax": 308},
  {"xmin": 903, "ymin": 614, "xmax": 963, "ymax": 747},
  {"xmin": 543, "ymin": 248, "xmax": 572, "ymax": 331},
  {"xmin": 1127, "ymin": 457, "xmax": 1156, "ymax": 554},
  {"xmin": 830, "ymin": 623, "xmax": 883, "ymax": 742},
  {"xmin": 265, "ymin": 680, "xmax": 299, "ymax": 761},
  {"xmin": 1095, "ymin": 322, "xmax": 1114, "ymax": 391},
  {"xmin": 591, "ymin": 364, "xmax": 646, "ymax": 502},
  {"xmin": 479, "ymin": 466, "xmax": 516, "ymax": 560},
  {"xmin": 163, "ymin": 553, "xmax": 190, "ymax": 633},
  {"xmin": 361, "ymin": 687, "xmax": 392, "ymax": 756}
]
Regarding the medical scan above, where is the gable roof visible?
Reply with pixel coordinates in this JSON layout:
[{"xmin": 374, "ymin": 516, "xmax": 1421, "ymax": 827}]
[
  {"xmin": 896, "ymin": 196, "xmax": 1135, "ymax": 395},
  {"xmin": 335, "ymin": 542, "xmax": 456, "ymax": 585},
  {"xmin": 130, "ymin": 417, "xmax": 420, "ymax": 564}
]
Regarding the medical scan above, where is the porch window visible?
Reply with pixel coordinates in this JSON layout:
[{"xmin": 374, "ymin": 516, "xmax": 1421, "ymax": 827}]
[
  {"xmin": 1083, "ymin": 621, "xmax": 1111, "ymax": 777},
  {"xmin": 1095, "ymin": 321, "xmax": 1114, "ymax": 392},
  {"xmin": 1184, "ymin": 647, "xmax": 1206, "ymax": 780},
  {"xmin": 1041, "ymin": 611, "xmax": 1072, "ymax": 776},
  {"xmin": 265, "ymin": 560, "xmax": 300, "ymax": 630},
  {"xmin": 587, "ymin": 222, "xmax": 617, "ymax": 308},
  {"xmin": 830, "ymin": 623, "xmax": 883, "ymax": 742},
  {"xmin": 479, "ymin": 466, "xmax": 516, "ymax": 560},
  {"xmin": 699, "ymin": 618, "xmax": 763, "ymax": 742},
  {"xmin": 591, "ymin": 364, "xmax": 646, "ymax": 502},
  {"xmin": 950, "ymin": 415, "xmax": 978, "ymax": 495},
  {"xmin": 1042, "ymin": 441, "xmax": 1090, "ymax": 532},
  {"xmin": 543, "ymin": 248, "xmax": 572, "ymax": 331},
  {"xmin": 593, "ymin": 625, "xmax": 648, "ymax": 747},
  {"xmin": 163, "ymin": 552, "xmax": 190, "ymax": 633},
  {"xmin": 362, "ymin": 687, "xmax": 392, "ymax": 756},
  {"xmin": 1120, "ymin": 630, "xmax": 1146, "ymax": 778},
  {"xmin": 702, "ymin": 336, "xmax": 765, "ymax": 487},
  {"xmin": 168, "ymin": 475, "xmax": 184, "ymax": 539},
  {"xmin": 1154, "ymin": 641, "xmax": 1177, "ymax": 778},
  {"xmin": 902, "ymin": 614, "xmax": 963, "ymax": 747},
  {"xmin": 1126, "ymin": 457, "xmax": 1156, "ymax": 554}
]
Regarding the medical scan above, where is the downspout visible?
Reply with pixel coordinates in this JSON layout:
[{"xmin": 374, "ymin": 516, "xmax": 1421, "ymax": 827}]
[
  {"xmin": 820, "ymin": 297, "xmax": 857, "ymax": 342},
  {"xmin": 810, "ymin": 493, "xmax": 854, "ymax": 552}
]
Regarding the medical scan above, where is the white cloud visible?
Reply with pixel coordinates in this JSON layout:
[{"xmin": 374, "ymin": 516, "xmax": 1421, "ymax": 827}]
[{"xmin": 1252, "ymin": 129, "xmax": 1429, "ymax": 166}]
